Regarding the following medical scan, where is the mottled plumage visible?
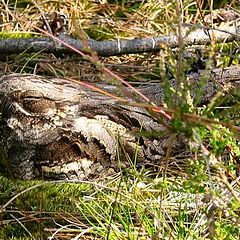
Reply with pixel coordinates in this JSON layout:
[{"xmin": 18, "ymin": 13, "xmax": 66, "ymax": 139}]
[{"xmin": 0, "ymin": 74, "xmax": 182, "ymax": 180}]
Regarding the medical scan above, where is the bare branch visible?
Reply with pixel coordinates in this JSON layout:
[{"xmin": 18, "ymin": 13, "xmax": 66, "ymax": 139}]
[{"xmin": 0, "ymin": 22, "xmax": 239, "ymax": 56}]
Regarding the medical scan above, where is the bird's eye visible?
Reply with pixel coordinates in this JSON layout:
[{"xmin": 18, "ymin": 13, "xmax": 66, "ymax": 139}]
[
  {"xmin": 20, "ymin": 90, "xmax": 56, "ymax": 114},
  {"xmin": 20, "ymin": 90, "xmax": 44, "ymax": 100}
]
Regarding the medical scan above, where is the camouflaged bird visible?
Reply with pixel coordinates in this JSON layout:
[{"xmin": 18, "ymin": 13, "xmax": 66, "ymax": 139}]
[{"xmin": 0, "ymin": 74, "xmax": 183, "ymax": 180}]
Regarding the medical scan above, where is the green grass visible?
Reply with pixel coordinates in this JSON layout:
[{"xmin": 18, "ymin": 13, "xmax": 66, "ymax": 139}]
[{"xmin": 1, "ymin": 165, "xmax": 239, "ymax": 239}]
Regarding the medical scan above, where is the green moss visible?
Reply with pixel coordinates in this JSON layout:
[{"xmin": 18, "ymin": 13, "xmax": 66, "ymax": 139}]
[{"xmin": 0, "ymin": 32, "xmax": 41, "ymax": 39}]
